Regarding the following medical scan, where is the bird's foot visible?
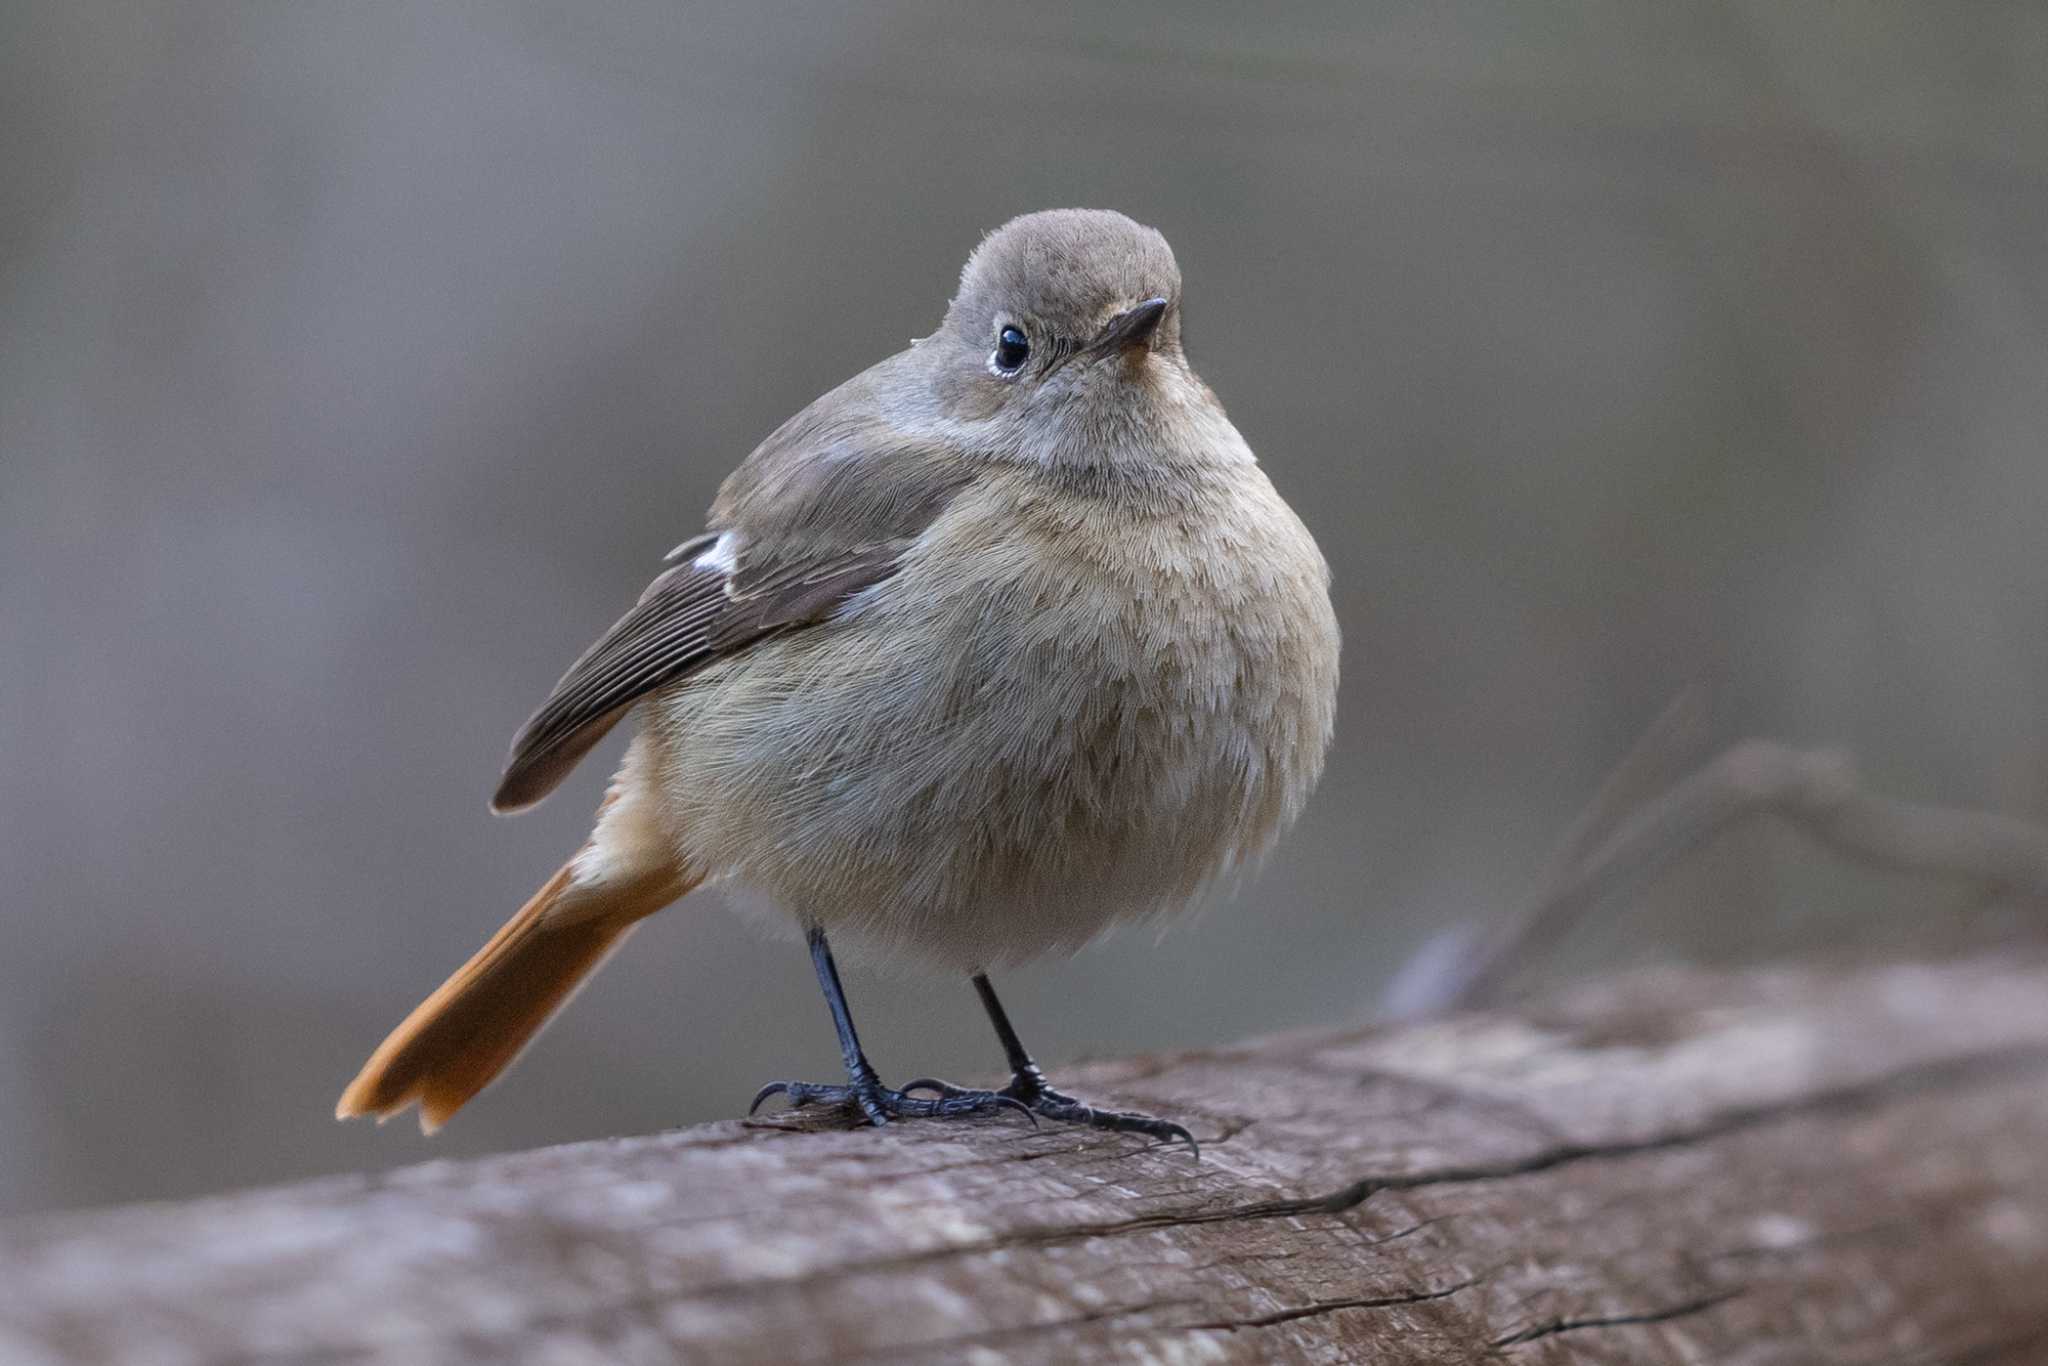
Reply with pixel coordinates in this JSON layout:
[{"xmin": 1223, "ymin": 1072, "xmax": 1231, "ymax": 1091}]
[
  {"xmin": 902, "ymin": 1066, "xmax": 1198, "ymax": 1156},
  {"xmin": 748, "ymin": 1069, "xmax": 1033, "ymax": 1130}
]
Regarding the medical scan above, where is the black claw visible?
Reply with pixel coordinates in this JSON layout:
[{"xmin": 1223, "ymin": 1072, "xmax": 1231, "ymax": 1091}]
[
  {"xmin": 895, "ymin": 1078, "xmax": 1040, "ymax": 1126},
  {"xmin": 886, "ymin": 1074, "xmax": 1200, "ymax": 1155},
  {"xmin": 1046, "ymin": 1100, "xmax": 1198, "ymax": 1156},
  {"xmin": 748, "ymin": 1079, "xmax": 862, "ymax": 1118},
  {"xmin": 951, "ymin": 1089, "xmax": 1040, "ymax": 1125},
  {"xmin": 744, "ymin": 1074, "xmax": 1036, "ymax": 1130},
  {"xmin": 1002, "ymin": 1082, "xmax": 1200, "ymax": 1156},
  {"xmin": 749, "ymin": 1072, "xmax": 1192, "ymax": 1155}
]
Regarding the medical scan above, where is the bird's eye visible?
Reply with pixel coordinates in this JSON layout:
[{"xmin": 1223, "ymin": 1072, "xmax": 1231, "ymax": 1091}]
[{"xmin": 992, "ymin": 325, "xmax": 1030, "ymax": 374}]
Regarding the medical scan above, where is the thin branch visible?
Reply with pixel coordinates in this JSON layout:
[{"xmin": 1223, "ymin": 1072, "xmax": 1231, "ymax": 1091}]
[
  {"xmin": 1538, "ymin": 687, "xmax": 1712, "ymax": 886},
  {"xmin": 1389, "ymin": 713, "xmax": 2048, "ymax": 1018}
]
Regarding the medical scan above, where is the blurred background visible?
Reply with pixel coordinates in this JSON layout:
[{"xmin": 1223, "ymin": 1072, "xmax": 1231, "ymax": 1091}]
[{"xmin": 4, "ymin": 2, "xmax": 2046, "ymax": 1217}]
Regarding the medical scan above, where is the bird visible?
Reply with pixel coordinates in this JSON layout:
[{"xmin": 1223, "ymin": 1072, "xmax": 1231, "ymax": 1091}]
[{"xmin": 336, "ymin": 208, "xmax": 1340, "ymax": 1151}]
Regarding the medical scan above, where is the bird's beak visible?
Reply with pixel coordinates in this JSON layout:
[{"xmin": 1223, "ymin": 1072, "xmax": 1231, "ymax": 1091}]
[{"xmin": 1086, "ymin": 297, "xmax": 1170, "ymax": 358}]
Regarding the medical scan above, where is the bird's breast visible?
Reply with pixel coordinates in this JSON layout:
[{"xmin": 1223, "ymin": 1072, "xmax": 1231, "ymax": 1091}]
[{"xmin": 647, "ymin": 461, "xmax": 1338, "ymax": 968}]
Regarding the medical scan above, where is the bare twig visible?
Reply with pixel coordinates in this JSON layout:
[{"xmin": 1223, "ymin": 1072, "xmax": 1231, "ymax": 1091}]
[
  {"xmin": 1538, "ymin": 687, "xmax": 1713, "ymax": 887},
  {"xmin": 1388, "ymin": 708, "xmax": 2048, "ymax": 1018}
]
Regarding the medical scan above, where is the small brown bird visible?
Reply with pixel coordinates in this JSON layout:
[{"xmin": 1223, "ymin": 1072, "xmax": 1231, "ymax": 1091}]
[{"xmin": 337, "ymin": 209, "xmax": 1340, "ymax": 1149}]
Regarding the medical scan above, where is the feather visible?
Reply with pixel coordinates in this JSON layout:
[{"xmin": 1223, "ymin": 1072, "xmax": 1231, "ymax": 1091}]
[{"xmin": 490, "ymin": 539, "xmax": 923, "ymax": 812}]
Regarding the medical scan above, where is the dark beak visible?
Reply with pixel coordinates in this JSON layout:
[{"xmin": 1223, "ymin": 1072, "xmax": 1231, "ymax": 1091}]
[{"xmin": 1087, "ymin": 296, "xmax": 1170, "ymax": 358}]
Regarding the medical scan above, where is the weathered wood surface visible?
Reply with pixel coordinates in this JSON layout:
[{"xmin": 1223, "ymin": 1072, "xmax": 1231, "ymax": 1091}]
[{"xmin": 5, "ymin": 954, "xmax": 2047, "ymax": 1364}]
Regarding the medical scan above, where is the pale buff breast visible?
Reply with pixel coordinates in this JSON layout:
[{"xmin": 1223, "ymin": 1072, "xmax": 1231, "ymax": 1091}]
[{"xmin": 644, "ymin": 460, "xmax": 1339, "ymax": 970}]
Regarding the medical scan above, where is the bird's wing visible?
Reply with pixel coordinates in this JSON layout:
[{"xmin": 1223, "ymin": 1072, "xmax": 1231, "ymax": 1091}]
[
  {"xmin": 490, "ymin": 531, "xmax": 925, "ymax": 813},
  {"xmin": 490, "ymin": 371, "xmax": 978, "ymax": 814}
]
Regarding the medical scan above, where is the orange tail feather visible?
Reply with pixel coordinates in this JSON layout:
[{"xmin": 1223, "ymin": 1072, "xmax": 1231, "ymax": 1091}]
[{"xmin": 338, "ymin": 839, "xmax": 693, "ymax": 1132}]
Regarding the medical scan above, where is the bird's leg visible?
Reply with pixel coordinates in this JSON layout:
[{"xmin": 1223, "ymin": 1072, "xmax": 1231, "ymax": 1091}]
[
  {"xmin": 748, "ymin": 928, "xmax": 1030, "ymax": 1128},
  {"xmin": 903, "ymin": 974, "xmax": 1198, "ymax": 1155}
]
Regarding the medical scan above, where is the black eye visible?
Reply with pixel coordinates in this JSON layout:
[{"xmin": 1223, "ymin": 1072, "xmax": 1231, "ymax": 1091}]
[{"xmin": 993, "ymin": 325, "xmax": 1030, "ymax": 374}]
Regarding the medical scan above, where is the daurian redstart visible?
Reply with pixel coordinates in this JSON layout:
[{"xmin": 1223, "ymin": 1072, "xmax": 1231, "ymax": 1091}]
[{"xmin": 338, "ymin": 209, "xmax": 1340, "ymax": 1149}]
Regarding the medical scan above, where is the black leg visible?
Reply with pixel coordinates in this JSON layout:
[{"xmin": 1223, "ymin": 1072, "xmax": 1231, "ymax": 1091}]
[
  {"xmin": 748, "ymin": 928, "xmax": 1031, "ymax": 1129},
  {"xmin": 972, "ymin": 973, "xmax": 1037, "ymax": 1078},
  {"xmin": 903, "ymin": 974, "xmax": 1199, "ymax": 1155},
  {"xmin": 809, "ymin": 926, "xmax": 880, "ymax": 1103}
]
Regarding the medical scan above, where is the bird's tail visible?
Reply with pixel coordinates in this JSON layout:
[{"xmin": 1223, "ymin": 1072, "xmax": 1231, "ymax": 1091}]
[{"xmin": 337, "ymin": 738, "xmax": 693, "ymax": 1132}]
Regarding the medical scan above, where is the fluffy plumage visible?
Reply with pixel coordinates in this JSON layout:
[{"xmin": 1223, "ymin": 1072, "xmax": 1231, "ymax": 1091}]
[{"xmin": 339, "ymin": 208, "xmax": 1339, "ymax": 1130}]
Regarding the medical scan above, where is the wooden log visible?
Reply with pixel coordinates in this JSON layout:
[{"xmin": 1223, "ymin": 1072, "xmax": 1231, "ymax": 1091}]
[{"xmin": 4, "ymin": 953, "xmax": 2047, "ymax": 1364}]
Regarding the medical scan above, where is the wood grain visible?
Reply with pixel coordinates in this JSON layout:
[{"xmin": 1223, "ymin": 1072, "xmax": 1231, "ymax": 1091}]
[{"xmin": 5, "ymin": 953, "xmax": 2047, "ymax": 1363}]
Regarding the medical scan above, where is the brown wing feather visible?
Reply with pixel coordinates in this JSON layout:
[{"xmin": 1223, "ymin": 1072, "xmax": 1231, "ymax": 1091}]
[{"xmin": 489, "ymin": 539, "xmax": 910, "ymax": 813}]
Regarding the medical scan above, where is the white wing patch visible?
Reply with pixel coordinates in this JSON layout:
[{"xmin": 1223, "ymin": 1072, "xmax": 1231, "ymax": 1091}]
[{"xmin": 692, "ymin": 533, "xmax": 737, "ymax": 574}]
